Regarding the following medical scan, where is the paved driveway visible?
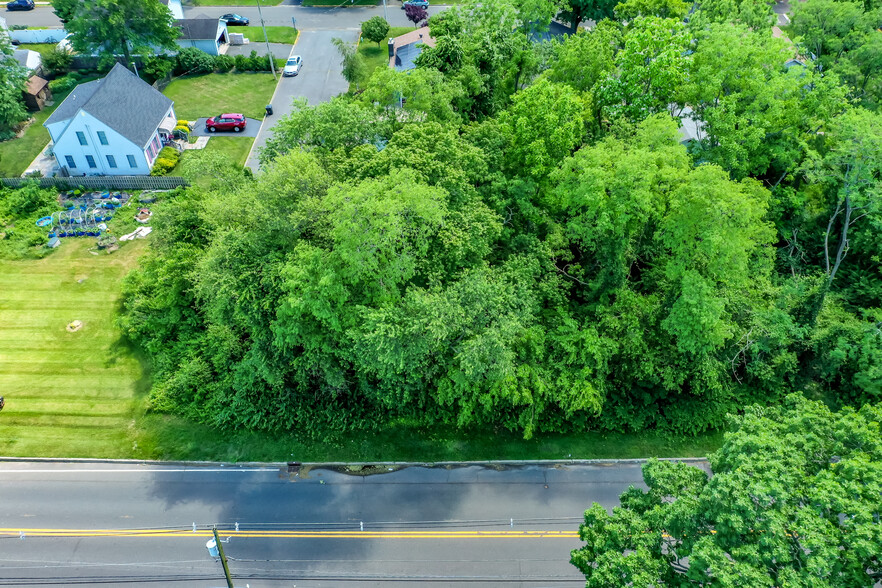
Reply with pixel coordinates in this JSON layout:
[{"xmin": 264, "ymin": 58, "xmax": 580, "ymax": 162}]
[
  {"xmin": 245, "ymin": 28, "xmax": 358, "ymax": 170},
  {"xmin": 191, "ymin": 117, "xmax": 263, "ymax": 137}
]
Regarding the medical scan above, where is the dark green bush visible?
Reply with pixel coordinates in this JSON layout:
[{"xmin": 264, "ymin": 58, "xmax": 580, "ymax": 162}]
[{"xmin": 175, "ymin": 47, "xmax": 216, "ymax": 75}]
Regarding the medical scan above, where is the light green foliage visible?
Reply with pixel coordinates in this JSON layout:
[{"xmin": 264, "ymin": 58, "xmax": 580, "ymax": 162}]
[
  {"xmin": 65, "ymin": 0, "xmax": 180, "ymax": 68},
  {"xmin": 681, "ymin": 23, "xmax": 848, "ymax": 179},
  {"xmin": 361, "ymin": 16, "xmax": 391, "ymax": 46},
  {"xmin": 361, "ymin": 67, "xmax": 464, "ymax": 131},
  {"xmin": 546, "ymin": 20, "xmax": 620, "ymax": 93},
  {"xmin": 659, "ymin": 166, "xmax": 775, "ymax": 355},
  {"xmin": 0, "ymin": 34, "xmax": 29, "ymax": 140},
  {"xmin": 803, "ymin": 108, "xmax": 882, "ymax": 293},
  {"xmin": 260, "ymin": 97, "xmax": 383, "ymax": 165},
  {"xmin": 332, "ymin": 37, "xmax": 368, "ymax": 89},
  {"xmin": 415, "ymin": 0, "xmax": 540, "ymax": 117},
  {"xmin": 499, "ymin": 78, "xmax": 587, "ymax": 180},
  {"xmin": 50, "ymin": 0, "xmax": 78, "ymax": 22},
  {"xmin": 614, "ymin": 0, "xmax": 690, "ymax": 19},
  {"xmin": 689, "ymin": 0, "xmax": 776, "ymax": 31},
  {"xmin": 119, "ymin": 8, "xmax": 882, "ymax": 446},
  {"xmin": 790, "ymin": 0, "xmax": 882, "ymax": 108},
  {"xmin": 572, "ymin": 395, "xmax": 882, "ymax": 587},
  {"xmin": 598, "ymin": 17, "xmax": 689, "ymax": 123}
]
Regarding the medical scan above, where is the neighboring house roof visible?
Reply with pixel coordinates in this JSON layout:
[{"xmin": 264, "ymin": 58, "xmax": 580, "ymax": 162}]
[
  {"xmin": 44, "ymin": 63, "xmax": 174, "ymax": 148},
  {"xmin": 389, "ymin": 26, "xmax": 436, "ymax": 72},
  {"xmin": 176, "ymin": 18, "xmax": 222, "ymax": 41},
  {"xmin": 14, "ymin": 49, "xmax": 42, "ymax": 72},
  {"xmin": 25, "ymin": 75, "xmax": 49, "ymax": 95},
  {"xmin": 678, "ymin": 106, "xmax": 705, "ymax": 144},
  {"xmin": 529, "ymin": 21, "xmax": 571, "ymax": 43}
]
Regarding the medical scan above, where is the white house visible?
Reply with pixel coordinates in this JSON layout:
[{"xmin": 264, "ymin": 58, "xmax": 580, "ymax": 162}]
[
  {"xmin": 175, "ymin": 18, "xmax": 229, "ymax": 56},
  {"xmin": 159, "ymin": 0, "xmax": 184, "ymax": 19},
  {"xmin": 43, "ymin": 63, "xmax": 176, "ymax": 177}
]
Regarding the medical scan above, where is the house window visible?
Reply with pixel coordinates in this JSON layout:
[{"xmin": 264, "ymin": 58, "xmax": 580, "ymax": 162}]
[
  {"xmin": 152, "ymin": 135, "xmax": 161, "ymax": 151},
  {"xmin": 76, "ymin": 131, "xmax": 87, "ymax": 146},
  {"xmin": 127, "ymin": 155, "xmax": 137, "ymax": 168},
  {"xmin": 85, "ymin": 155, "xmax": 96, "ymax": 168},
  {"xmin": 106, "ymin": 155, "xmax": 117, "ymax": 168},
  {"xmin": 97, "ymin": 131, "xmax": 108, "ymax": 146},
  {"xmin": 65, "ymin": 155, "xmax": 76, "ymax": 168}
]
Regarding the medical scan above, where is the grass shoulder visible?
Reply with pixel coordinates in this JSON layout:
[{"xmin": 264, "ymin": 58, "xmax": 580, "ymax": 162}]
[{"xmin": 133, "ymin": 414, "xmax": 723, "ymax": 462}]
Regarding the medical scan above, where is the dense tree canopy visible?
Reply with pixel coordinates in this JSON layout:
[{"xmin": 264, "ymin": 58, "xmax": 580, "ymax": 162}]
[
  {"xmin": 62, "ymin": 0, "xmax": 180, "ymax": 68},
  {"xmin": 572, "ymin": 395, "xmax": 882, "ymax": 587},
  {"xmin": 119, "ymin": 0, "xmax": 882, "ymax": 441}
]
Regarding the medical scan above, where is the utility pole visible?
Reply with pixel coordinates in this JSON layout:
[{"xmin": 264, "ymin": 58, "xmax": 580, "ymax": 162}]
[
  {"xmin": 255, "ymin": 0, "xmax": 277, "ymax": 80},
  {"xmin": 383, "ymin": 0, "xmax": 387, "ymax": 21},
  {"xmin": 213, "ymin": 527, "xmax": 234, "ymax": 588}
]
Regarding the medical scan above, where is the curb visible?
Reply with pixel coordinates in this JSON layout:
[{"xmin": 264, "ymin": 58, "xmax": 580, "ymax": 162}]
[{"xmin": 0, "ymin": 456, "xmax": 709, "ymax": 467}]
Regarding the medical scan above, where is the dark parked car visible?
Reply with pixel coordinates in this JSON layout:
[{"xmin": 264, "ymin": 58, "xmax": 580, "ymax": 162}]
[
  {"xmin": 205, "ymin": 113, "xmax": 247, "ymax": 133},
  {"xmin": 7, "ymin": 0, "xmax": 35, "ymax": 10},
  {"xmin": 401, "ymin": 0, "xmax": 429, "ymax": 8},
  {"xmin": 220, "ymin": 13, "xmax": 249, "ymax": 26}
]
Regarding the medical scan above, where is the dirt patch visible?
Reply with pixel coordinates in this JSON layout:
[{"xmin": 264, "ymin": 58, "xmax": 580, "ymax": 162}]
[{"xmin": 66, "ymin": 320, "xmax": 83, "ymax": 332}]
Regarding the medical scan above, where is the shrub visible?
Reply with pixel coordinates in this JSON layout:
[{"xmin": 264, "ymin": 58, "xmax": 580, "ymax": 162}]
[
  {"xmin": 143, "ymin": 55, "xmax": 174, "ymax": 84},
  {"xmin": 42, "ymin": 47, "xmax": 74, "ymax": 78},
  {"xmin": 214, "ymin": 54, "xmax": 235, "ymax": 72},
  {"xmin": 151, "ymin": 157, "xmax": 177, "ymax": 176},
  {"xmin": 48, "ymin": 74, "xmax": 80, "ymax": 94},
  {"xmin": 175, "ymin": 47, "xmax": 216, "ymax": 75},
  {"xmin": 234, "ymin": 54, "xmax": 249, "ymax": 71},
  {"xmin": 151, "ymin": 147, "xmax": 181, "ymax": 176}
]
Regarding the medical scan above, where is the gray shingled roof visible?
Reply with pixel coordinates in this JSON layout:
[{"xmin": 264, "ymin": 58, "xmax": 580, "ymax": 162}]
[
  {"xmin": 176, "ymin": 18, "xmax": 220, "ymax": 41},
  {"xmin": 43, "ymin": 63, "xmax": 173, "ymax": 148}
]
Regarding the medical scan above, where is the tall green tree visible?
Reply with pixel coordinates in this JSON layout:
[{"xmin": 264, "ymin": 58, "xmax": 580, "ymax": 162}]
[
  {"xmin": 49, "ymin": 0, "xmax": 78, "ymax": 22},
  {"xmin": 361, "ymin": 16, "xmax": 391, "ymax": 47},
  {"xmin": 559, "ymin": 0, "xmax": 618, "ymax": 31},
  {"xmin": 572, "ymin": 394, "xmax": 882, "ymax": 587},
  {"xmin": 803, "ymin": 108, "xmax": 882, "ymax": 303},
  {"xmin": 598, "ymin": 17, "xmax": 690, "ymax": 123},
  {"xmin": 680, "ymin": 22, "xmax": 848, "ymax": 180},
  {"xmin": 0, "ymin": 35, "xmax": 29, "ymax": 140},
  {"xmin": 332, "ymin": 37, "xmax": 368, "ymax": 90},
  {"xmin": 65, "ymin": 0, "xmax": 180, "ymax": 68}
]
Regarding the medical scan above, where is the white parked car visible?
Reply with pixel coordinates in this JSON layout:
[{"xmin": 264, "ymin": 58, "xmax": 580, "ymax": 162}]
[{"xmin": 283, "ymin": 55, "xmax": 302, "ymax": 77}]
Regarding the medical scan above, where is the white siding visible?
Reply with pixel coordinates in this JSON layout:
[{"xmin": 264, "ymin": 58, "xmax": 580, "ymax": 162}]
[{"xmin": 51, "ymin": 111, "xmax": 152, "ymax": 176}]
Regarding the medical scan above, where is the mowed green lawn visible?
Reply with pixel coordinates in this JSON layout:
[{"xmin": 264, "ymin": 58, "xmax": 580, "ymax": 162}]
[
  {"xmin": 228, "ymin": 25, "xmax": 299, "ymax": 44},
  {"xmin": 163, "ymin": 72, "xmax": 277, "ymax": 121},
  {"xmin": 0, "ymin": 239, "xmax": 148, "ymax": 458}
]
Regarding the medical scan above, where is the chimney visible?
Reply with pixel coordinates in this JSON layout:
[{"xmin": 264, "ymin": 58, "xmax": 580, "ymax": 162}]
[{"xmin": 388, "ymin": 37, "xmax": 395, "ymax": 58}]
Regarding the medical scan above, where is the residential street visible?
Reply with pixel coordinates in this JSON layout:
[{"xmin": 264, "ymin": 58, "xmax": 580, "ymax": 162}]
[
  {"xmin": 0, "ymin": 460, "xmax": 704, "ymax": 586},
  {"xmin": 245, "ymin": 28, "xmax": 358, "ymax": 170}
]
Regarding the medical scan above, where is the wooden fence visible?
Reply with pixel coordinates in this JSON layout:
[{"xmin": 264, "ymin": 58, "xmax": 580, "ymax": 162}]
[{"xmin": 1, "ymin": 176, "xmax": 189, "ymax": 191}]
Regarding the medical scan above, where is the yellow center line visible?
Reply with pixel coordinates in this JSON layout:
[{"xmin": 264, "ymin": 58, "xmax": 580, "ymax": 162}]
[{"xmin": 0, "ymin": 528, "xmax": 580, "ymax": 540}]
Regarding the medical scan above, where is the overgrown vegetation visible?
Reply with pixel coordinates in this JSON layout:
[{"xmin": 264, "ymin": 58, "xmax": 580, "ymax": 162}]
[{"xmin": 114, "ymin": 0, "xmax": 882, "ymax": 453}]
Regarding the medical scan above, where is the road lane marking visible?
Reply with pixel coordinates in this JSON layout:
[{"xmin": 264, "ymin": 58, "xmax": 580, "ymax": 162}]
[{"xmin": 0, "ymin": 528, "xmax": 579, "ymax": 539}]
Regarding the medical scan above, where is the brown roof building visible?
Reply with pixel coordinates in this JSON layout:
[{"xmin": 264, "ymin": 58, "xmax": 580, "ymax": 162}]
[{"xmin": 388, "ymin": 27, "xmax": 436, "ymax": 72}]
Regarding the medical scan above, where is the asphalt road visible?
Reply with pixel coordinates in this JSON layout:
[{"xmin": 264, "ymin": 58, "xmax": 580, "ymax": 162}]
[
  {"xmin": 3, "ymin": 4, "xmax": 445, "ymax": 29},
  {"xmin": 245, "ymin": 28, "xmax": 357, "ymax": 169},
  {"xmin": 0, "ymin": 460, "xmax": 687, "ymax": 587}
]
